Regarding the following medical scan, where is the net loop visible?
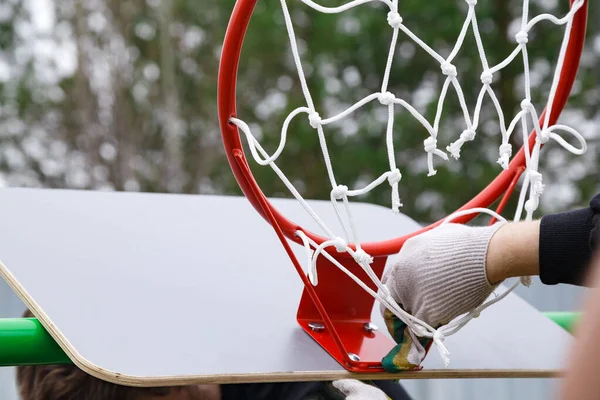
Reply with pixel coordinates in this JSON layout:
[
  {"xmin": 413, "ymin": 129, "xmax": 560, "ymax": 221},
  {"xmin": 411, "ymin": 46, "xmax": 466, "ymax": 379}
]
[
  {"xmin": 309, "ymin": 237, "xmax": 349, "ymax": 285},
  {"xmin": 387, "ymin": 11, "xmax": 403, "ymax": 29},
  {"xmin": 538, "ymin": 125, "xmax": 587, "ymax": 154},
  {"xmin": 465, "ymin": 0, "xmax": 478, "ymax": 6}
]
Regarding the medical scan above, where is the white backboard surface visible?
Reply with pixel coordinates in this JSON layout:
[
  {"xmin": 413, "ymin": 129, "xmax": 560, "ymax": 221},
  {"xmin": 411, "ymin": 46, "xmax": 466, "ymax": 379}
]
[{"xmin": 0, "ymin": 189, "xmax": 571, "ymax": 385}]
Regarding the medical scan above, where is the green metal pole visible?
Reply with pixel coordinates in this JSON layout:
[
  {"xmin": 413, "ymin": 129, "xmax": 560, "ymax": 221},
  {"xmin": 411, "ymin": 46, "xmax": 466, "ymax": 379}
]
[
  {"xmin": 0, "ymin": 318, "xmax": 71, "ymax": 366},
  {"xmin": 543, "ymin": 311, "xmax": 582, "ymax": 334}
]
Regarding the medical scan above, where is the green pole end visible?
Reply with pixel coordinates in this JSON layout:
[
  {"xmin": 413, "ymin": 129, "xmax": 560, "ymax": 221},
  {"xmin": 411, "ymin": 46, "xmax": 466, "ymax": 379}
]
[
  {"xmin": 543, "ymin": 311, "xmax": 582, "ymax": 334},
  {"xmin": 0, "ymin": 318, "xmax": 72, "ymax": 366}
]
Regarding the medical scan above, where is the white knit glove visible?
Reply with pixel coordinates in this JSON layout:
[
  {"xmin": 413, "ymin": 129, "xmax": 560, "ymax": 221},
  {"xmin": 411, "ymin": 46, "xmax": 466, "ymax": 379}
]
[
  {"xmin": 380, "ymin": 222, "xmax": 505, "ymax": 371},
  {"xmin": 332, "ymin": 380, "xmax": 389, "ymax": 400}
]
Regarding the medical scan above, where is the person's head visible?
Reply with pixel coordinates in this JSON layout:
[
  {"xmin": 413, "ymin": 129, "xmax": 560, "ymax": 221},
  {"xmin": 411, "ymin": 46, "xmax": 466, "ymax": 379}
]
[{"xmin": 16, "ymin": 310, "xmax": 221, "ymax": 400}]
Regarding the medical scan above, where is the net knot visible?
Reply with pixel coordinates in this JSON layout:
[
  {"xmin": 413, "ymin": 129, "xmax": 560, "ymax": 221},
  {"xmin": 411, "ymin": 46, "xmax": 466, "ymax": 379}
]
[
  {"xmin": 528, "ymin": 170, "xmax": 544, "ymax": 196},
  {"xmin": 499, "ymin": 143, "xmax": 512, "ymax": 156},
  {"xmin": 480, "ymin": 70, "xmax": 493, "ymax": 85},
  {"xmin": 387, "ymin": 168, "xmax": 402, "ymax": 185},
  {"xmin": 440, "ymin": 62, "xmax": 457, "ymax": 78},
  {"xmin": 378, "ymin": 91, "xmax": 396, "ymax": 106},
  {"xmin": 538, "ymin": 129, "xmax": 551, "ymax": 144},
  {"xmin": 332, "ymin": 237, "xmax": 347, "ymax": 253},
  {"xmin": 465, "ymin": 0, "xmax": 477, "ymax": 6},
  {"xmin": 308, "ymin": 112, "xmax": 322, "ymax": 129},
  {"xmin": 497, "ymin": 143, "xmax": 512, "ymax": 169},
  {"xmin": 387, "ymin": 11, "xmax": 403, "ymax": 29},
  {"xmin": 424, "ymin": 137, "xmax": 448, "ymax": 176},
  {"xmin": 433, "ymin": 329, "xmax": 446, "ymax": 343},
  {"xmin": 525, "ymin": 170, "xmax": 544, "ymax": 214},
  {"xmin": 424, "ymin": 137, "xmax": 438, "ymax": 153},
  {"xmin": 460, "ymin": 128, "xmax": 476, "ymax": 142},
  {"xmin": 352, "ymin": 249, "xmax": 374, "ymax": 265},
  {"xmin": 520, "ymin": 99, "xmax": 533, "ymax": 111},
  {"xmin": 525, "ymin": 198, "xmax": 539, "ymax": 214},
  {"xmin": 515, "ymin": 30, "xmax": 529, "ymax": 44},
  {"xmin": 331, "ymin": 185, "xmax": 348, "ymax": 200},
  {"xmin": 447, "ymin": 129, "xmax": 476, "ymax": 159},
  {"xmin": 388, "ymin": 169, "xmax": 403, "ymax": 212}
]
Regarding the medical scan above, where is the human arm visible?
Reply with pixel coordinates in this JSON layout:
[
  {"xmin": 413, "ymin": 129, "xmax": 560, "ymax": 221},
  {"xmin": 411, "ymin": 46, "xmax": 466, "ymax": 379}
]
[
  {"xmin": 485, "ymin": 220, "xmax": 540, "ymax": 284},
  {"xmin": 381, "ymin": 193, "xmax": 600, "ymax": 371}
]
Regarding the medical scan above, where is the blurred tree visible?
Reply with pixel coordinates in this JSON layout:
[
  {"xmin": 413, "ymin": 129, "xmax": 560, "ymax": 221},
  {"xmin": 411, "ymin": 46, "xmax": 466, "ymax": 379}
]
[{"xmin": 0, "ymin": 0, "xmax": 598, "ymax": 224}]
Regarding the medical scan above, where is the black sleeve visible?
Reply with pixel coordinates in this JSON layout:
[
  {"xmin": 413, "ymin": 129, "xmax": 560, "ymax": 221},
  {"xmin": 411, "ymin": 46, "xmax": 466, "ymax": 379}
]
[{"xmin": 539, "ymin": 193, "xmax": 600, "ymax": 286}]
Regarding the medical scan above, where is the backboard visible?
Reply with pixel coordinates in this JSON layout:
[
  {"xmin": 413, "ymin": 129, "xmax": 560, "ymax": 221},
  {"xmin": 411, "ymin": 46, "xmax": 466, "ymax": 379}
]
[{"xmin": 0, "ymin": 188, "xmax": 571, "ymax": 386}]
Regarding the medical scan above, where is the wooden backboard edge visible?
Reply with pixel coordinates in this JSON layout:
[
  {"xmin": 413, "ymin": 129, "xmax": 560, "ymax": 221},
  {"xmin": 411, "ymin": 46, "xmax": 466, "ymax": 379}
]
[
  {"xmin": 82, "ymin": 369, "xmax": 562, "ymax": 387},
  {"xmin": 0, "ymin": 259, "xmax": 143, "ymax": 385},
  {"xmin": 0, "ymin": 261, "xmax": 563, "ymax": 386}
]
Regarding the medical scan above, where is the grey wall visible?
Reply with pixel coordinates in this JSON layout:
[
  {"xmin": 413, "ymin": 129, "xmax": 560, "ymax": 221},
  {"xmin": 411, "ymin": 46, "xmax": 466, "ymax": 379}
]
[{"xmin": 0, "ymin": 277, "xmax": 585, "ymax": 400}]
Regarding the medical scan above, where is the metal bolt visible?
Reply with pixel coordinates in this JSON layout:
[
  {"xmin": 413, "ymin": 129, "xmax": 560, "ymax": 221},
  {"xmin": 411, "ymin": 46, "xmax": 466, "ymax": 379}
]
[
  {"xmin": 308, "ymin": 322, "xmax": 325, "ymax": 332},
  {"xmin": 348, "ymin": 353, "xmax": 361, "ymax": 362},
  {"xmin": 363, "ymin": 322, "xmax": 378, "ymax": 332}
]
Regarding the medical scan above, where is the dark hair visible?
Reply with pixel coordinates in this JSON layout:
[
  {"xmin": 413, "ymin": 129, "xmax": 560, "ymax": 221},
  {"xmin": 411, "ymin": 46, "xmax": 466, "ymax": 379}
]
[{"xmin": 16, "ymin": 310, "xmax": 211, "ymax": 400}]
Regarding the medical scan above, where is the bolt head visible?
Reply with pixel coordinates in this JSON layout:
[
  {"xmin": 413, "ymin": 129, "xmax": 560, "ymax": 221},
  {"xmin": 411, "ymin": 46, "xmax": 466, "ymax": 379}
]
[
  {"xmin": 308, "ymin": 322, "xmax": 325, "ymax": 332},
  {"xmin": 363, "ymin": 322, "xmax": 379, "ymax": 332}
]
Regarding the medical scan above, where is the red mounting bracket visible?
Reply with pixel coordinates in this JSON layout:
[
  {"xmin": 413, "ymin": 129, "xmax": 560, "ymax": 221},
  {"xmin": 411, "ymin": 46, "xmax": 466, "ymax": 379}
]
[
  {"xmin": 233, "ymin": 154, "xmax": 395, "ymax": 372},
  {"xmin": 296, "ymin": 254, "xmax": 395, "ymax": 372},
  {"xmin": 233, "ymin": 151, "xmax": 527, "ymax": 373}
]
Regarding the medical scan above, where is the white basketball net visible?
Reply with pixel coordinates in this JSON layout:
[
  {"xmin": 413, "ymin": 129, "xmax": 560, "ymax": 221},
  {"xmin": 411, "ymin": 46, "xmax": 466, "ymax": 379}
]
[{"xmin": 230, "ymin": 0, "xmax": 587, "ymax": 366}]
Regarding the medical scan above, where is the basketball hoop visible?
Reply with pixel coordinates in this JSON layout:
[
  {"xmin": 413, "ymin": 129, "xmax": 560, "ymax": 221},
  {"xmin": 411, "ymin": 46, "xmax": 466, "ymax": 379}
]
[{"xmin": 218, "ymin": 0, "xmax": 588, "ymax": 372}]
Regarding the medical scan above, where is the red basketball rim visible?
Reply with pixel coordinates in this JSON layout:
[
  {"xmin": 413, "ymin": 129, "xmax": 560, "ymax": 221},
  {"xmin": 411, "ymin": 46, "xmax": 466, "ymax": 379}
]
[{"xmin": 218, "ymin": 0, "xmax": 588, "ymax": 257}]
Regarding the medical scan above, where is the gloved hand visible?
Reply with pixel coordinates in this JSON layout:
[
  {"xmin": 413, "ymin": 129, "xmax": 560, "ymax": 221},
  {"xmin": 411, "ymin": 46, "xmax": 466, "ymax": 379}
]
[
  {"xmin": 380, "ymin": 222, "xmax": 506, "ymax": 371},
  {"xmin": 332, "ymin": 380, "xmax": 389, "ymax": 400}
]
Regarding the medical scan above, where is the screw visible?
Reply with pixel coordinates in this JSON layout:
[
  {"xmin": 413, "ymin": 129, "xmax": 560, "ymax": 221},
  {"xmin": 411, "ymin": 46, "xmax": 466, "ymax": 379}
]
[
  {"xmin": 363, "ymin": 322, "xmax": 379, "ymax": 332},
  {"xmin": 348, "ymin": 353, "xmax": 361, "ymax": 362},
  {"xmin": 308, "ymin": 322, "xmax": 325, "ymax": 332}
]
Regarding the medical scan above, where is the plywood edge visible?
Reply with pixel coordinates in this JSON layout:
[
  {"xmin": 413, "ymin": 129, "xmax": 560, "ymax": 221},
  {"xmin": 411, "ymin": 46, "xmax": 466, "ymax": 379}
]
[
  {"xmin": 0, "ymin": 259, "xmax": 143, "ymax": 385},
  {"xmin": 0, "ymin": 260, "xmax": 563, "ymax": 387},
  {"xmin": 61, "ymin": 369, "xmax": 561, "ymax": 387}
]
